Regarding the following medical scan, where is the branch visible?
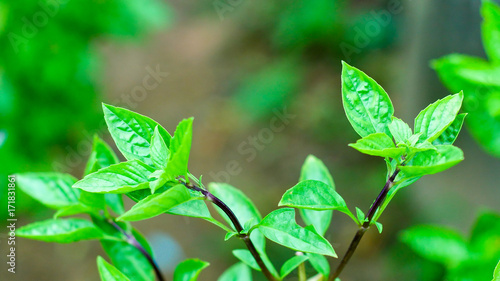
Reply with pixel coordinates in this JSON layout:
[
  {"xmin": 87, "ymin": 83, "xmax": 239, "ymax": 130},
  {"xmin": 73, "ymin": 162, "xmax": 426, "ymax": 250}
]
[
  {"xmin": 108, "ymin": 219, "xmax": 165, "ymax": 281},
  {"xmin": 181, "ymin": 180, "xmax": 279, "ymax": 281},
  {"xmin": 329, "ymin": 169, "xmax": 400, "ymax": 280}
]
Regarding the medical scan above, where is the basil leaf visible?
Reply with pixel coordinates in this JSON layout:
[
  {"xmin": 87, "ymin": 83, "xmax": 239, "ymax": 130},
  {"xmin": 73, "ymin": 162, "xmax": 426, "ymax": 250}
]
[
  {"xmin": 399, "ymin": 145, "xmax": 464, "ymax": 177},
  {"xmin": 97, "ymin": 256, "xmax": 131, "ymax": 281},
  {"xmin": 388, "ymin": 117, "xmax": 413, "ymax": 144},
  {"xmin": 280, "ymin": 255, "xmax": 309, "ymax": 279},
  {"xmin": 17, "ymin": 218, "xmax": 103, "ymax": 243},
  {"xmin": 433, "ymin": 113, "xmax": 467, "ymax": 146},
  {"xmin": 150, "ymin": 125, "xmax": 170, "ymax": 169},
  {"xmin": 349, "ymin": 132, "xmax": 405, "ymax": 158},
  {"xmin": 16, "ymin": 173, "xmax": 79, "ymax": 209},
  {"xmin": 481, "ymin": 0, "xmax": 500, "ymax": 63},
  {"xmin": 218, "ymin": 263, "xmax": 252, "ymax": 281},
  {"xmin": 341, "ymin": 61, "xmax": 394, "ymax": 138},
  {"xmin": 173, "ymin": 259, "xmax": 209, "ymax": 281}
]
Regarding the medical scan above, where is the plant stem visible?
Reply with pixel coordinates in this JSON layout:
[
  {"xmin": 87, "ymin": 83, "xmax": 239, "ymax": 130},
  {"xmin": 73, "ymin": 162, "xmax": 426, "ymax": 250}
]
[
  {"xmin": 181, "ymin": 181, "xmax": 279, "ymax": 281},
  {"xmin": 329, "ymin": 169, "xmax": 400, "ymax": 280},
  {"xmin": 109, "ymin": 219, "xmax": 165, "ymax": 281}
]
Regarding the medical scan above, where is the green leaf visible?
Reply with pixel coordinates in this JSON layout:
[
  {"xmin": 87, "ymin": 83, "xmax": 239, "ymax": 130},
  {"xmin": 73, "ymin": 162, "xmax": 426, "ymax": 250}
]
[
  {"xmin": 400, "ymin": 225, "xmax": 468, "ymax": 268},
  {"xmin": 101, "ymin": 237, "xmax": 154, "ymax": 281},
  {"xmin": 73, "ymin": 160, "xmax": 155, "ymax": 193},
  {"xmin": 306, "ymin": 253, "xmax": 330, "ymax": 277},
  {"xmin": 298, "ymin": 155, "xmax": 335, "ymax": 235},
  {"xmin": 349, "ymin": 132, "xmax": 405, "ymax": 158},
  {"xmin": 257, "ymin": 208, "xmax": 337, "ymax": 257},
  {"xmin": 375, "ymin": 222, "xmax": 383, "ymax": 233},
  {"xmin": 469, "ymin": 211, "xmax": 500, "ymax": 259},
  {"xmin": 173, "ymin": 259, "xmax": 209, "ymax": 281},
  {"xmin": 233, "ymin": 249, "xmax": 260, "ymax": 271},
  {"xmin": 341, "ymin": 61, "xmax": 394, "ymax": 138},
  {"xmin": 17, "ymin": 218, "xmax": 103, "ymax": 243},
  {"xmin": 388, "ymin": 117, "xmax": 412, "ymax": 144},
  {"xmin": 102, "ymin": 103, "xmax": 172, "ymax": 166},
  {"xmin": 493, "ymin": 259, "xmax": 500, "ymax": 281},
  {"xmin": 166, "ymin": 199, "xmax": 232, "ymax": 233},
  {"xmin": 481, "ymin": 0, "xmax": 500, "ymax": 63},
  {"xmin": 162, "ymin": 118, "xmax": 193, "ymax": 180},
  {"xmin": 355, "ymin": 207, "xmax": 366, "ymax": 225},
  {"xmin": 279, "ymin": 180, "xmax": 354, "ymax": 221},
  {"xmin": 97, "ymin": 256, "xmax": 131, "ymax": 281},
  {"xmin": 53, "ymin": 203, "xmax": 93, "ymax": 218},
  {"xmin": 218, "ymin": 263, "xmax": 252, "ymax": 281},
  {"xmin": 280, "ymin": 255, "xmax": 309, "ymax": 279},
  {"xmin": 414, "ymin": 92, "xmax": 464, "ymax": 143},
  {"xmin": 84, "ymin": 135, "xmax": 120, "ymax": 175},
  {"xmin": 117, "ymin": 185, "xmax": 194, "ymax": 221},
  {"xmin": 433, "ymin": 113, "xmax": 467, "ymax": 145},
  {"xmin": 16, "ymin": 173, "xmax": 79, "ymax": 209},
  {"xmin": 150, "ymin": 125, "xmax": 170, "ymax": 169},
  {"xmin": 209, "ymin": 183, "xmax": 262, "ymax": 232},
  {"xmin": 106, "ymin": 194, "xmax": 125, "ymax": 215},
  {"xmin": 399, "ymin": 145, "xmax": 464, "ymax": 177}
]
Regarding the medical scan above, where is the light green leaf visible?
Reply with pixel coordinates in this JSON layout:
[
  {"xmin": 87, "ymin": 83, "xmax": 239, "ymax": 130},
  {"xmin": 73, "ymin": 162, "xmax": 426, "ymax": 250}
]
[
  {"xmin": 399, "ymin": 145, "xmax": 464, "ymax": 177},
  {"xmin": 355, "ymin": 207, "xmax": 366, "ymax": 225},
  {"xmin": 106, "ymin": 194, "xmax": 125, "ymax": 215},
  {"xmin": 162, "ymin": 118, "xmax": 193, "ymax": 179},
  {"xmin": 341, "ymin": 61, "xmax": 394, "ymax": 138},
  {"xmin": 16, "ymin": 173, "xmax": 79, "ymax": 209},
  {"xmin": 150, "ymin": 125, "xmax": 170, "ymax": 169},
  {"xmin": 298, "ymin": 155, "xmax": 335, "ymax": 235},
  {"xmin": 481, "ymin": 0, "xmax": 500, "ymax": 63},
  {"xmin": 257, "ymin": 208, "xmax": 337, "ymax": 257},
  {"xmin": 54, "ymin": 203, "xmax": 93, "ymax": 218},
  {"xmin": 400, "ymin": 225, "xmax": 468, "ymax": 268},
  {"xmin": 233, "ymin": 249, "xmax": 260, "ymax": 271},
  {"xmin": 84, "ymin": 135, "xmax": 120, "ymax": 176},
  {"xmin": 218, "ymin": 263, "xmax": 252, "ymax": 281},
  {"xmin": 469, "ymin": 211, "xmax": 500, "ymax": 259},
  {"xmin": 414, "ymin": 92, "xmax": 464, "ymax": 143},
  {"xmin": 73, "ymin": 160, "xmax": 155, "ymax": 194},
  {"xmin": 118, "ymin": 185, "xmax": 193, "ymax": 221},
  {"xmin": 167, "ymin": 199, "xmax": 232, "ymax": 233},
  {"xmin": 433, "ymin": 113, "xmax": 467, "ymax": 145},
  {"xmin": 173, "ymin": 259, "xmax": 209, "ymax": 281},
  {"xmin": 279, "ymin": 180, "xmax": 354, "ymax": 221},
  {"xmin": 306, "ymin": 253, "xmax": 330, "ymax": 277},
  {"xmin": 102, "ymin": 103, "xmax": 172, "ymax": 166},
  {"xmin": 349, "ymin": 132, "xmax": 405, "ymax": 158},
  {"xmin": 493, "ymin": 259, "xmax": 500, "ymax": 281},
  {"xmin": 17, "ymin": 218, "xmax": 103, "ymax": 243},
  {"xmin": 375, "ymin": 222, "xmax": 383, "ymax": 233},
  {"xmin": 280, "ymin": 255, "xmax": 309, "ymax": 279},
  {"xmin": 388, "ymin": 117, "xmax": 412, "ymax": 144},
  {"xmin": 97, "ymin": 256, "xmax": 131, "ymax": 281}
]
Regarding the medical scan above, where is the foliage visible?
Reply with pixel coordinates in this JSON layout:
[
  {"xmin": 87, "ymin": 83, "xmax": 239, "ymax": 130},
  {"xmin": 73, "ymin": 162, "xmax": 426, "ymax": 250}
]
[
  {"xmin": 400, "ymin": 211, "xmax": 500, "ymax": 281},
  {"xmin": 16, "ymin": 63, "xmax": 465, "ymax": 280},
  {"xmin": 433, "ymin": 0, "xmax": 500, "ymax": 157}
]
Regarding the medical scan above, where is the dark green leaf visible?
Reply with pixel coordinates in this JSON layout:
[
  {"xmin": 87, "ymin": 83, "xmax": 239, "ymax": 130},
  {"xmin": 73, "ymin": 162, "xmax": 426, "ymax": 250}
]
[
  {"xmin": 173, "ymin": 259, "xmax": 209, "ymax": 281},
  {"xmin": 279, "ymin": 180, "xmax": 355, "ymax": 221},
  {"xmin": 233, "ymin": 249, "xmax": 259, "ymax": 271},
  {"xmin": 481, "ymin": 0, "xmax": 500, "ymax": 63},
  {"xmin": 400, "ymin": 225, "xmax": 468, "ymax": 267},
  {"xmin": 280, "ymin": 255, "xmax": 309, "ymax": 279},
  {"xmin": 414, "ymin": 92, "xmax": 463, "ymax": 143},
  {"xmin": 306, "ymin": 253, "xmax": 330, "ymax": 277},
  {"xmin": 73, "ymin": 160, "xmax": 155, "ymax": 193},
  {"xmin": 84, "ymin": 134, "xmax": 120, "ymax": 175},
  {"xmin": 17, "ymin": 218, "xmax": 103, "ymax": 243},
  {"xmin": 298, "ymin": 155, "xmax": 335, "ymax": 235},
  {"xmin": 218, "ymin": 263, "xmax": 252, "ymax": 281},
  {"xmin": 150, "ymin": 125, "xmax": 170, "ymax": 169},
  {"xmin": 388, "ymin": 117, "xmax": 412, "ymax": 144},
  {"xmin": 341, "ymin": 61, "xmax": 394, "ymax": 138},
  {"xmin": 433, "ymin": 113, "xmax": 467, "ymax": 145},
  {"xmin": 117, "ymin": 185, "xmax": 194, "ymax": 221},
  {"xmin": 257, "ymin": 208, "xmax": 337, "ymax": 257},
  {"xmin": 349, "ymin": 132, "xmax": 405, "ymax": 158},
  {"xmin": 97, "ymin": 256, "xmax": 131, "ymax": 281},
  {"xmin": 102, "ymin": 103, "xmax": 171, "ymax": 166},
  {"xmin": 399, "ymin": 145, "xmax": 464, "ymax": 177},
  {"xmin": 16, "ymin": 173, "xmax": 79, "ymax": 209}
]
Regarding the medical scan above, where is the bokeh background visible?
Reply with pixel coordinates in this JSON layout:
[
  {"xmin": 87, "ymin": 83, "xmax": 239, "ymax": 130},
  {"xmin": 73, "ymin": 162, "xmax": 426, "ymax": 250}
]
[{"xmin": 1, "ymin": 0, "xmax": 499, "ymax": 280}]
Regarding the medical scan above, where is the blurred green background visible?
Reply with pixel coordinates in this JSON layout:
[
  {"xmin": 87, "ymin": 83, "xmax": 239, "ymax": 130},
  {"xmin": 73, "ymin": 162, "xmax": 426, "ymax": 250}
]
[{"xmin": 1, "ymin": 0, "xmax": 499, "ymax": 280}]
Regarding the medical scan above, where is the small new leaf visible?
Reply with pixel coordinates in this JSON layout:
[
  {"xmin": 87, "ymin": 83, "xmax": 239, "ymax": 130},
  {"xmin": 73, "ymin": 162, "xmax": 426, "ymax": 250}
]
[
  {"xmin": 349, "ymin": 132, "xmax": 405, "ymax": 158},
  {"xmin": 399, "ymin": 145, "xmax": 464, "ymax": 177},
  {"xmin": 150, "ymin": 126, "xmax": 170, "ymax": 169},
  {"xmin": 388, "ymin": 117, "xmax": 413, "ymax": 145}
]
